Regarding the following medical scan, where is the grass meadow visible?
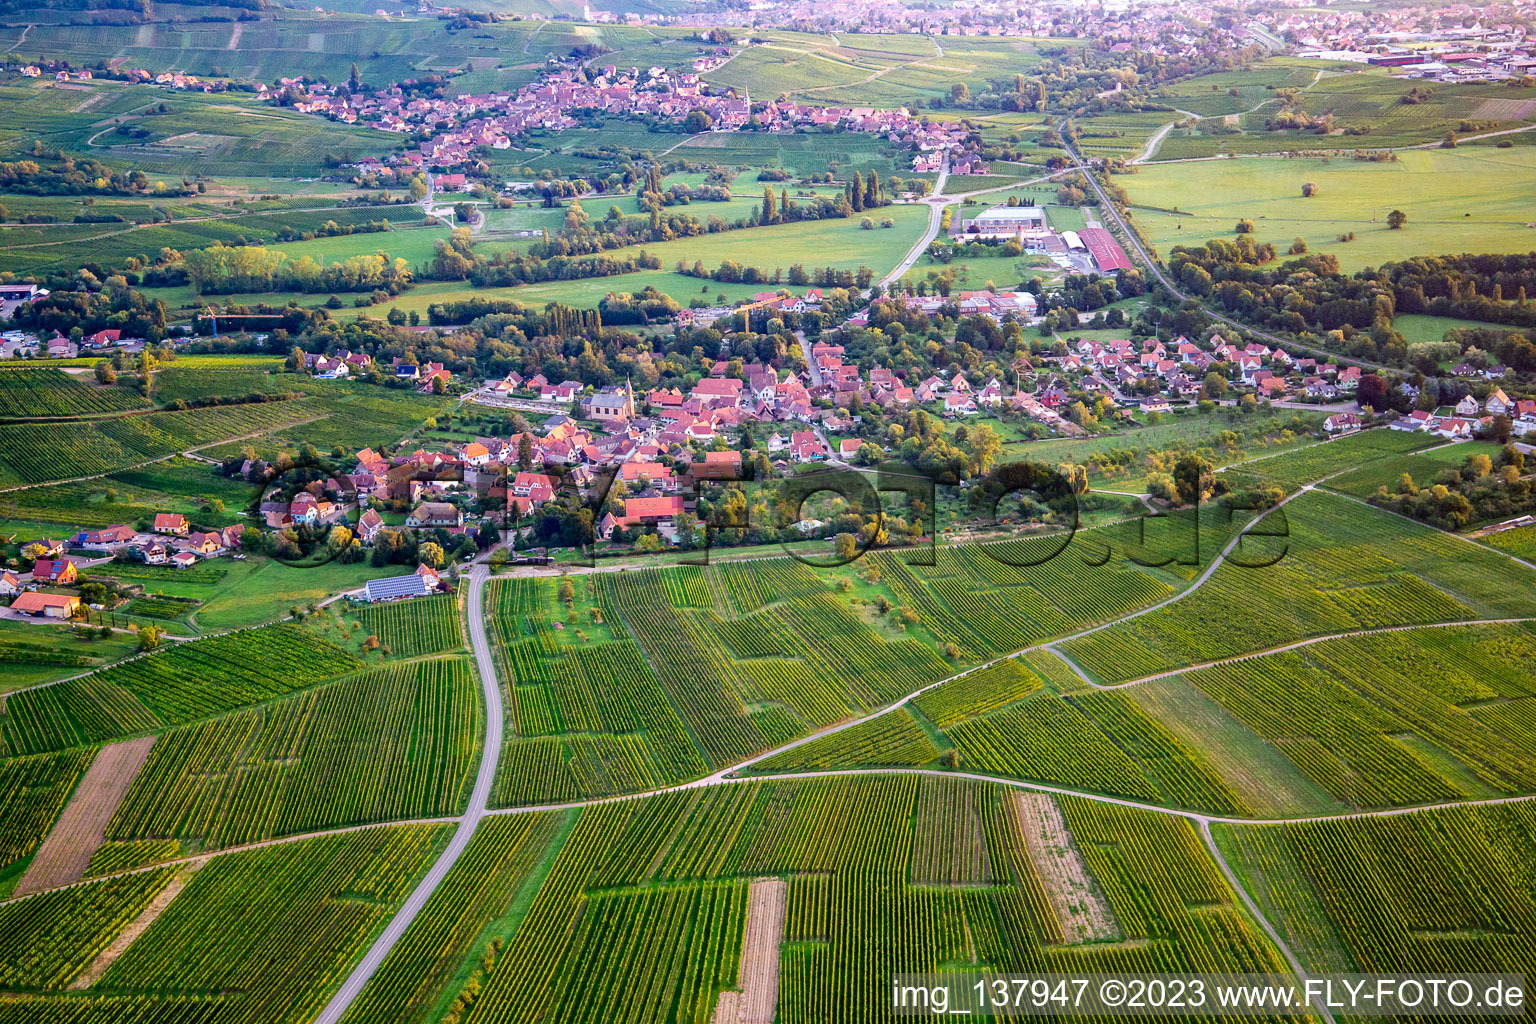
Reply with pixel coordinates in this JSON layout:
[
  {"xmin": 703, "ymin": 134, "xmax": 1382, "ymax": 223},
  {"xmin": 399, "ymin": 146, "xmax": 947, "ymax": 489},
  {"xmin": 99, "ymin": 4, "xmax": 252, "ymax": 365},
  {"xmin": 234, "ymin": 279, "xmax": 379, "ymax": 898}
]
[{"xmin": 1122, "ymin": 147, "xmax": 1536, "ymax": 271}]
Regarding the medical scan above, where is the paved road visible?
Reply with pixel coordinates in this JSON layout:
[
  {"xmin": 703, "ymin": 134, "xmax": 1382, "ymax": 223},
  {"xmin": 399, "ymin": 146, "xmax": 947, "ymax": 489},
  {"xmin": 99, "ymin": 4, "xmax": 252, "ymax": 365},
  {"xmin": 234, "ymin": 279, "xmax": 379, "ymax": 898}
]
[
  {"xmin": 876, "ymin": 153, "xmax": 950, "ymax": 291},
  {"xmin": 793, "ymin": 329, "xmax": 822, "ymax": 386},
  {"xmin": 312, "ymin": 564, "xmax": 503, "ymax": 1024}
]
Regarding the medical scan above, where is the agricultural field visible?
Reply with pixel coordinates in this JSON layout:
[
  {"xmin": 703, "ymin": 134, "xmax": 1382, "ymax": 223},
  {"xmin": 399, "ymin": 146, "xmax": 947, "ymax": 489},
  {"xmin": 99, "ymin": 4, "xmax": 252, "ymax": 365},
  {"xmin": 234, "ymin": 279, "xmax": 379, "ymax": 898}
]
[
  {"xmin": 0, "ymin": 624, "xmax": 358, "ymax": 756},
  {"xmin": 1057, "ymin": 488, "xmax": 1536, "ymax": 682},
  {"xmin": 0, "ymin": 368, "xmax": 148, "ymax": 419},
  {"xmin": 1146, "ymin": 66, "xmax": 1536, "ymax": 158},
  {"xmin": 403, "ymin": 776, "xmax": 1290, "ymax": 1024},
  {"xmin": 1220, "ymin": 426, "xmax": 1442, "ymax": 490},
  {"xmin": 0, "ymin": 748, "xmax": 96, "ymax": 899},
  {"xmin": 1122, "ymin": 147, "xmax": 1536, "ymax": 272},
  {"xmin": 0, "ymin": 398, "xmax": 329, "ymax": 488},
  {"xmin": 0, "ymin": 620, "xmax": 140, "ymax": 691},
  {"xmin": 1181, "ymin": 623, "xmax": 1536, "ymax": 808},
  {"xmin": 0, "ymin": 823, "xmax": 450, "ymax": 1022},
  {"xmin": 1482, "ymin": 525, "xmax": 1536, "ymax": 561},
  {"xmin": 1326, "ymin": 439, "xmax": 1505, "ymax": 498},
  {"xmin": 102, "ymin": 658, "xmax": 480, "ymax": 852},
  {"xmin": 354, "ymin": 594, "xmax": 464, "ymax": 658},
  {"xmin": 1216, "ymin": 802, "xmax": 1536, "ymax": 979}
]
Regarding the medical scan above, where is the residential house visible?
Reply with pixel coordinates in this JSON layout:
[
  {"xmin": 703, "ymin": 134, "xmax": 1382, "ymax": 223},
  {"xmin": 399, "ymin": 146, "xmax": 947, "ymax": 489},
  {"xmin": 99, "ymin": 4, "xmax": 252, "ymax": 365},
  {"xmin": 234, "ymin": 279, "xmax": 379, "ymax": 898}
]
[
  {"xmin": 153, "ymin": 513, "xmax": 190, "ymax": 536},
  {"xmin": 186, "ymin": 531, "xmax": 223, "ymax": 555},
  {"xmin": 790, "ymin": 431, "xmax": 829, "ymax": 462},
  {"xmin": 693, "ymin": 450, "xmax": 742, "ymax": 481},
  {"xmin": 77, "ymin": 525, "xmax": 136, "ymax": 551},
  {"xmin": 1323, "ymin": 412, "xmax": 1361, "ymax": 434},
  {"xmin": 1486, "ymin": 388, "xmax": 1515, "ymax": 417},
  {"xmin": 357, "ymin": 508, "xmax": 386, "ymax": 544},
  {"xmin": 943, "ymin": 393, "xmax": 978, "ymax": 416},
  {"xmin": 31, "ymin": 558, "xmax": 78, "ymax": 585}
]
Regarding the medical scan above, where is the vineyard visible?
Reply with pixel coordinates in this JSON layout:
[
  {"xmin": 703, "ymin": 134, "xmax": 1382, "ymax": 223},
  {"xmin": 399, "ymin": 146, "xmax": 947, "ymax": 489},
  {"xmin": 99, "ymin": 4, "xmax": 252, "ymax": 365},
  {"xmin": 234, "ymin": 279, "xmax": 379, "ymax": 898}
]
[
  {"xmin": 913, "ymin": 658, "xmax": 1044, "ymax": 727},
  {"xmin": 1216, "ymin": 802, "xmax": 1536, "ymax": 979},
  {"xmin": 0, "ymin": 867, "xmax": 176, "ymax": 990},
  {"xmin": 0, "ymin": 624, "xmax": 358, "ymax": 756},
  {"xmin": 356, "ymin": 594, "xmax": 463, "ymax": 658},
  {"xmin": 450, "ymin": 776, "xmax": 1289, "ymax": 1024},
  {"xmin": 743, "ymin": 708, "xmax": 939, "ymax": 774},
  {"xmin": 488, "ymin": 576, "xmax": 711, "ymax": 806},
  {"xmin": 1220, "ymin": 428, "xmax": 1439, "ymax": 491},
  {"xmin": 1058, "ymin": 490, "xmax": 1536, "ymax": 682},
  {"xmin": 0, "ymin": 367, "xmax": 147, "ymax": 419},
  {"xmin": 1483, "ymin": 525, "xmax": 1536, "ymax": 561},
  {"xmin": 104, "ymin": 658, "xmax": 480, "ymax": 850},
  {"xmin": 0, "ymin": 748, "xmax": 95, "ymax": 894},
  {"xmin": 0, "ymin": 398, "xmax": 328, "ymax": 487},
  {"xmin": 342, "ymin": 812, "xmax": 566, "ymax": 1024},
  {"xmin": 0, "ymin": 827, "xmax": 450, "ymax": 1020},
  {"xmin": 1185, "ymin": 623, "xmax": 1536, "ymax": 808}
]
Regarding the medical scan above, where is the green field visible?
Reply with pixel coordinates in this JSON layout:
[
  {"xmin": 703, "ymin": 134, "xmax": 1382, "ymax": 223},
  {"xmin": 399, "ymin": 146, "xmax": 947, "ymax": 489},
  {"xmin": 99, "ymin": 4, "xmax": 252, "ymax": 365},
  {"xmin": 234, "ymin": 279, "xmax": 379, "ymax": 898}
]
[
  {"xmin": 1392, "ymin": 313, "xmax": 1529, "ymax": 346},
  {"xmin": 1123, "ymin": 147, "xmax": 1536, "ymax": 271},
  {"xmin": 1217, "ymin": 802, "xmax": 1536, "ymax": 977},
  {"xmin": 1148, "ymin": 65, "xmax": 1536, "ymax": 158},
  {"xmin": 1058, "ymin": 488, "xmax": 1536, "ymax": 684}
]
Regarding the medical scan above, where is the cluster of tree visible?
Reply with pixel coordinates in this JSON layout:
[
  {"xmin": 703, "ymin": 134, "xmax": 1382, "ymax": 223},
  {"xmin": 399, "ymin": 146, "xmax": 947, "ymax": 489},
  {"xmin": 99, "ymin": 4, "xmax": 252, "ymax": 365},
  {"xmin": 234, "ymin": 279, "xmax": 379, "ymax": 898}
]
[
  {"xmin": 424, "ymin": 299, "xmax": 602, "ymax": 341},
  {"xmin": 1167, "ymin": 239, "xmax": 1403, "ymax": 361},
  {"xmin": 1371, "ymin": 446, "xmax": 1531, "ymax": 531},
  {"xmin": 181, "ymin": 243, "xmax": 411, "ymax": 296},
  {"xmin": 927, "ymin": 238, "xmax": 1025, "ymax": 261},
  {"xmin": 270, "ymin": 217, "xmax": 390, "ymax": 244},
  {"xmin": 0, "ymin": 155, "xmax": 191, "ymax": 197},
  {"xmin": 596, "ymin": 286, "xmax": 682, "ymax": 325},
  {"xmin": 11, "ymin": 283, "xmax": 167, "ymax": 343},
  {"xmin": 1437, "ymin": 327, "xmax": 1536, "ymax": 377},
  {"xmin": 1385, "ymin": 254, "xmax": 1536, "ymax": 336},
  {"xmin": 677, "ymin": 260, "xmax": 873, "ymax": 290},
  {"xmin": 1172, "ymin": 242, "xmax": 1536, "ymax": 367}
]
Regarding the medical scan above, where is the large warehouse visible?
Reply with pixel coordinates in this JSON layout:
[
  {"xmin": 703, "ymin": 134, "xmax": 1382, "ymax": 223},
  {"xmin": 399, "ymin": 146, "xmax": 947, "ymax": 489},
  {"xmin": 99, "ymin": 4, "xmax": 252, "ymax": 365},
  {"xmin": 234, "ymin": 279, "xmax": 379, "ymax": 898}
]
[{"xmin": 957, "ymin": 204, "xmax": 1050, "ymax": 237}]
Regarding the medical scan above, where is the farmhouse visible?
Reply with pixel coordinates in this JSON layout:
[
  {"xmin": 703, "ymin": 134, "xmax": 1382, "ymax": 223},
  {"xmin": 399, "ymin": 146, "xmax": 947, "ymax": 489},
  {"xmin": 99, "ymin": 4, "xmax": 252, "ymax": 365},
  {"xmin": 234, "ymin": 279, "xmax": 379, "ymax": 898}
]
[
  {"xmin": 405, "ymin": 501, "xmax": 463, "ymax": 528},
  {"xmin": 11, "ymin": 592, "xmax": 80, "ymax": 619}
]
